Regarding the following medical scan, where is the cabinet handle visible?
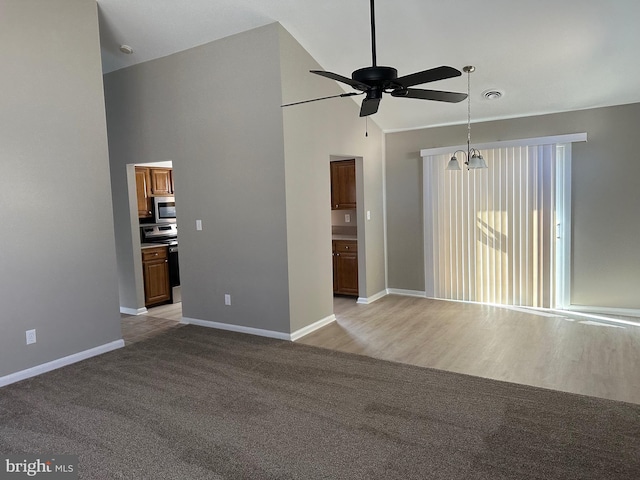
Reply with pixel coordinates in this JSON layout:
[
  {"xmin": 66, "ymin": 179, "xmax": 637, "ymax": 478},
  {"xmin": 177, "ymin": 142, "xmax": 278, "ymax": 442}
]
[
  {"xmin": 335, "ymin": 204, "xmax": 339, "ymax": 208},
  {"xmin": 345, "ymin": 246, "xmax": 349, "ymax": 249},
  {"xmin": 154, "ymin": 253, "xmax": 158, "ymax": 256},
  {"xmin": 336, "ymin": 253, "xmax": 340, "ymax": 256}
]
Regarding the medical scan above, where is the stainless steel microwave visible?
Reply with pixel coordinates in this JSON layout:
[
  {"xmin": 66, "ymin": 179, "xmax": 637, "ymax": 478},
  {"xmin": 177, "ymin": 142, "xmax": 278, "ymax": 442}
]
[{"xmin": 153, "ymin": 196, "xmax": 177, "ymax": 224}]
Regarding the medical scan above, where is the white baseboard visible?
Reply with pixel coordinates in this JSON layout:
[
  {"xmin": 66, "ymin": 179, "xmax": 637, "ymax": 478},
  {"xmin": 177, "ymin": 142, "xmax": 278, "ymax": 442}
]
[
  {"xmin": 182, "ymin": 317, "xmax": 292, "ymax": 340},
  {"xmin": 182, "ymin": 314, "xmax": 337, "ymax": 342},
  {"xmin": 386, "ymin": 288, "xmax": 427, "ymax": 298},
  {"xmin": 567, "ymin": 304, "xmax": 640, "ymax": 319},
  {"xmin": 290, "ymin": 314, "xmax": 336, "ymax": 341},
  {"xmin": 120, "ymin": 306, "xmax": 148, "ymax": 315},
  {"xmin": 0, "ymin": 339, "xmax": 125, "ymax": 388},
  {"xmin": 357, "ymin": 290, "xmax": 387, "ymax": 305}
]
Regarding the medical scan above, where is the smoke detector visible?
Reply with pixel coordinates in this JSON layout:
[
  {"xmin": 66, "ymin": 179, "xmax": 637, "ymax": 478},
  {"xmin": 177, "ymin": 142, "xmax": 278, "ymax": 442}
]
[{"xmin": 119, "ymin": 45, "xmax": 134, "ymax": 55}]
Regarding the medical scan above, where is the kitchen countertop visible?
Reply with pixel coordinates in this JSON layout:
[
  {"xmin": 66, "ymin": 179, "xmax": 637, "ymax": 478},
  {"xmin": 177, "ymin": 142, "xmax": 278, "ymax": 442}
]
[
  {"xmin": 332, "ymin": 235, "xmax": 357, "ymax": 241},
  {"xmin": 141, "ymin": 243, "xmax": 168, "ymax": 249}
]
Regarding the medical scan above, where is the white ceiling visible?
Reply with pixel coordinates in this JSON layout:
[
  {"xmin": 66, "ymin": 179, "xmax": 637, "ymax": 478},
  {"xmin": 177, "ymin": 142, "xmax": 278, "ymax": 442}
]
[{"xmin": 97, "ymin": 0, "xmax": 640, "ymax": 132}]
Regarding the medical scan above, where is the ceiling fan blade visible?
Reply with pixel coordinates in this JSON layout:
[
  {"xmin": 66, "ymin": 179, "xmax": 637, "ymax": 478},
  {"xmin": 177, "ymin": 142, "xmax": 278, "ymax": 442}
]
[
  {"xmin": 394, "ymin": 66, "xmax": 462, "ymax": 88},
  {"xmin": 282, "ymin": 92, "xmax": 362, "ymax": 108},
  {"xmin": 311, "ymin": 70, "xmax": 370, "ymax": 90},
  {"xmin": 360, "ymin": 97, "xmax": 381, "ymax": 117},
  {"xmin": 391, "ymin": 88, "xmax": 467, "ymax": 103}
]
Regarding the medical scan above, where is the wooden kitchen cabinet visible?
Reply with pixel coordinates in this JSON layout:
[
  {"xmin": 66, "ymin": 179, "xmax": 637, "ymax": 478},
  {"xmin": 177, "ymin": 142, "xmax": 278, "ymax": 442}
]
[
  {"xmin": 330, "ymin": 159, "xmax": 356, "ymax": 209},
  {"xmin": 150, "ymin": 168, "xmax": 173, "ymax": 195},
  {"xmin": 136, "ymin": 167, "xmax": 175, "ymax": 219},
  {"xmin": 135, "ymin": 167, "xmax": 153, "ymax": 218},
  {"xmin": 333, "ymin": 240, "xmax": 358, "ymax": 296},
  {"xmin": 142, "ymin": 246, "xmax": 171, "ymax": 306}
]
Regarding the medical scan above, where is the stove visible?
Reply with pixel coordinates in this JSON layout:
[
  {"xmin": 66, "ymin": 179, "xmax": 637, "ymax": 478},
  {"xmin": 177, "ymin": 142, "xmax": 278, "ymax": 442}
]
[
  {"xmin": 141, "ymin": 224, "xmax": 180, "ymax": 303},
  {"xmin": 141, "ymin": 224, "xmax": 178, "ymax": 244}
]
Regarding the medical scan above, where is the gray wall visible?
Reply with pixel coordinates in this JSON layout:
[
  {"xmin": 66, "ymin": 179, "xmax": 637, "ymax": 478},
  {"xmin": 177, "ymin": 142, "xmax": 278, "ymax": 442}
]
[
  {"xmin": 385, "ymin": 103, "xmax": 640, "ymax": 310},
  {"xmin": 0, "ymin": 0, "xmax": 122, "ymax": 377},
  {"xmin": 105, "ymin": 24, "xmax": 291, "ymax": 332},
  {"xmin": 104, "ymin": 23, "xmax": 386, "ymax": 335},
  {"xmin": 278, "ymin": 26, "xmax": 386, "ymax": 331}
]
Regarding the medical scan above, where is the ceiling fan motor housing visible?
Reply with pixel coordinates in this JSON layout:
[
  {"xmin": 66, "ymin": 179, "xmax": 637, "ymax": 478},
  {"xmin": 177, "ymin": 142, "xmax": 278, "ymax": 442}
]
[{"xmin": 352, "ymin": 66, "xmax": 398, "ymax": 87}]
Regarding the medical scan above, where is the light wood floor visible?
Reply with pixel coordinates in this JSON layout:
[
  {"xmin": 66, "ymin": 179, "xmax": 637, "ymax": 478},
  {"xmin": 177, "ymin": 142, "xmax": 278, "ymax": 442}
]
[
  {"xmin": 120, "ymin": 303, "xmax": 183, "ymax": 345},
  {"xmin": 121, "ymin": 296, "xmax": 640, "ymax": 405},
  {"xmin": 298, "ymin": 295, "xmax": 640, "ymax": 405}
]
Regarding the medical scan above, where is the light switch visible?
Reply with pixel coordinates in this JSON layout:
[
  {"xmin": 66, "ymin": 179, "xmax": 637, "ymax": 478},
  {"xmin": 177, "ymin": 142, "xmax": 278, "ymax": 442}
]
[
  {"xmin": 367, "ymin": 211, "xmax": 371, "ymax": 220},
  {"xmin": 345, "ymin": 214, "xmax": 351, "ymax": 223},
  {"xmin": 196, "ymin": 219, "xmax": 202, "ymax": 231}
]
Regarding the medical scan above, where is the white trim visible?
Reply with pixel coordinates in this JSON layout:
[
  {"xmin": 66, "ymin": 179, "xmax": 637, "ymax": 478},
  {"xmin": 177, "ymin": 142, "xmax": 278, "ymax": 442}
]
[
  {"xmin": 290, "ymin": 314, "xmax": 336, "ymax": 341},
  {"xmin": 0, "ymin": 340, "xmax": 125, "ymax": 388},
  {"xmin": 357, "ymin": 290, "xmax": 387, "ymax": 304},
  {"xmin": 181, "ymin": 315, "xmax": 337, "ymax": 342},
  {"xmin": 550, "ymin": 308, "xmax": 640, "ymax": 328},
  {"xmin": 566, "ymin": 305, "xmax": 640, "ymax": 319},
  {"xmin": 386, "ymin": 288, "xmax": 427, "ymax": 298},
  {"xmin": 420, "ymin": 133, "xmax": 587, "ymax": 158},
  {"xmin": 120, "ymin": 306, "xmax": 148, "ymax": 315},
  {"xmin": 182, "ymin": 317, "xmax": 291, "ymax": 340}
]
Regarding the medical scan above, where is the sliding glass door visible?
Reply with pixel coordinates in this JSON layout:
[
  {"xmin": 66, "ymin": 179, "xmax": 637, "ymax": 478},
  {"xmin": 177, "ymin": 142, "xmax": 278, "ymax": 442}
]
[{"xmin": 423, "ymin": 143, "xmax": 570, "ymax": 309}]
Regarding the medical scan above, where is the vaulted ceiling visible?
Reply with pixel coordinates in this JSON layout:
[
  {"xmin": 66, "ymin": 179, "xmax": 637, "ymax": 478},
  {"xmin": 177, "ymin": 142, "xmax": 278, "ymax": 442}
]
[{"xmin": 97, "ymin": 0, "xmax": 640, "ymax": 132}]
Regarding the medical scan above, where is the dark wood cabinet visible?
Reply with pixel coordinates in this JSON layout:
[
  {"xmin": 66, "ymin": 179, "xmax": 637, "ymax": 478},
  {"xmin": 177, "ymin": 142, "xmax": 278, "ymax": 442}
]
[
  {"xmin": 135, "ymin": 167, "xmax": 153, "ymax": 218},
  {"xmin": 142, "ymin": 246, "xmax": 171, "ymax": 306},
  {"xmin": 330, "ymin": 159, "xmax": 356, "ymax": 209},
  {"xmin": 333, "ymin": 240, "xmax": 358, "ymax": 296}
]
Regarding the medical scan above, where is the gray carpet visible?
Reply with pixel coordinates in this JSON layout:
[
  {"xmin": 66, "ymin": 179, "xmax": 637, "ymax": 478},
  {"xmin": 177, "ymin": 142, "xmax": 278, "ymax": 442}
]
[{"xmin": 1, "ymin": 325, "xmax": 639, "ymax": 479}]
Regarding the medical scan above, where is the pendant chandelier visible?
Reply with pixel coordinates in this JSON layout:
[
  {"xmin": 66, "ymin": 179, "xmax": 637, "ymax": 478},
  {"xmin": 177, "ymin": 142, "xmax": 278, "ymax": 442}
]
[{"xmin": 446, "ymin": 66, "xmax": 487, "ymax": 171}]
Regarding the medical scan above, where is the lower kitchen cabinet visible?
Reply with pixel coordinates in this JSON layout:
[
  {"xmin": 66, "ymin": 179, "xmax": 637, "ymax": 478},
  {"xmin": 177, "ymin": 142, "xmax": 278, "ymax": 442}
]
[
  {"xmin": 142, "ymin": 246, "xmax": 171, "ymax": 307},
  {"xmin": 333, "ymin": 240, "xmax": 358, "ymax": 296}
]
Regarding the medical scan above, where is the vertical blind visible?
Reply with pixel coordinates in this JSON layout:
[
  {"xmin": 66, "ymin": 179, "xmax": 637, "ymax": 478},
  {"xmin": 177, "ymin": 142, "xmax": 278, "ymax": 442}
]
[{"xmin": 426, "ymin": 145, "xmax": 557, "ymax": 308}]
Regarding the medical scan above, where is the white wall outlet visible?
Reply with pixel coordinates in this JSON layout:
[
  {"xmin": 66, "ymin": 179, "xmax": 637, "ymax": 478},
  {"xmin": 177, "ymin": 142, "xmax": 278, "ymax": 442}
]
[
  {"xmin": 367, "ymin": 210, "xmax": 371, "ymax": 220},
  {"xmin": 26, "ymin": 329, "xmax": 36, "ymax": 345},
  {"xmin": 196, "ymin": 219, "xmax": 202, "ymax": 231},
  {"xmin": 344, "ymin": 214, "xmax": 351, "ymax": 223},
  {"xmin": 224, "ymin": 294, "xmax": 231, "ymax": 306}
]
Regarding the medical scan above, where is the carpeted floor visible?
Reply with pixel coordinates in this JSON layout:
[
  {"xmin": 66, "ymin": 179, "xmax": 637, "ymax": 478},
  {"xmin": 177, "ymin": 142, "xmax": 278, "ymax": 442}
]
[{"xmin": 1, "ymin": 325, "xmax": 639, "ymax": 479}]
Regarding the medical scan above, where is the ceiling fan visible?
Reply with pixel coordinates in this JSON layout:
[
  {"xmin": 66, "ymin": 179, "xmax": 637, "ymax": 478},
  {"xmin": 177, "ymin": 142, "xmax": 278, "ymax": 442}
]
[{"xmin": 282, "ymin": 0, "xmax": 467, "ymax": 117}]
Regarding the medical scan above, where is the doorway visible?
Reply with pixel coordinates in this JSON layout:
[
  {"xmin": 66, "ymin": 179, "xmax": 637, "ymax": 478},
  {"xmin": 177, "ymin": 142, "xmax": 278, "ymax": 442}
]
[
  {"xmin": 330, "ymin": 157, "xmax": 362, "ymax": 301},
  {"xmin": 130, "ymin": 160, "xmax": 182, "ymax": 311}
]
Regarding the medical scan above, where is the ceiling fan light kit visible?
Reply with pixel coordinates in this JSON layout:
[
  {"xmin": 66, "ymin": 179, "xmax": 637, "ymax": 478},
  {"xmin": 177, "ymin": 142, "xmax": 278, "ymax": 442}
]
[
  {"xmin": 282, "ymin": 0, "xmax": 467, "ymax": 116},
  {"xmin": 446, "ymin": 65, "xmax": 488, "ymax": 171}
]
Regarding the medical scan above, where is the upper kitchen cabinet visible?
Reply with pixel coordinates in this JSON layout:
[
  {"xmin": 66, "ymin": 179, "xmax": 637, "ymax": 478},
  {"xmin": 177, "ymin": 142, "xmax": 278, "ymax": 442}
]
[
  {"xmin": 136, "ymin": 166, "xmax": 175, "ymax": 219},
  {"xmin": 135, "ymin": 167, "xmax": 153, "ymax": 218},
  {"xmin": 330, "ymin": 159, "xmax": 356, "ymax": 210},
  {"xmin": 150, "ymin": 168, "xmax": 173, "ymax": 196}
]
